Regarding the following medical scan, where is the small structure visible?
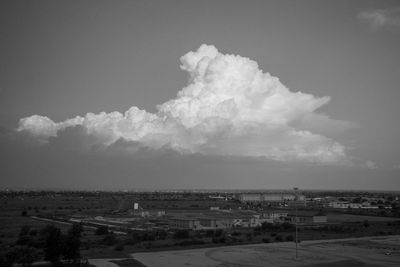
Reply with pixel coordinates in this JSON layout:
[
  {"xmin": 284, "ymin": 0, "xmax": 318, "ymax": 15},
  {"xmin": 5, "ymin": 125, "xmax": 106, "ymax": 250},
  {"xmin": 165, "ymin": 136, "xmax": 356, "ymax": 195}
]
[
  {"xmin": 287, "ymin": 212, "xmax": 327, "ymax": 225},
  {"xmin": 239, "ymin": 193, "xmax": 306, "ymax": 203},
  {"xmin": 171, "ymin": 218, "xmax": 202, "ymax": 229}
]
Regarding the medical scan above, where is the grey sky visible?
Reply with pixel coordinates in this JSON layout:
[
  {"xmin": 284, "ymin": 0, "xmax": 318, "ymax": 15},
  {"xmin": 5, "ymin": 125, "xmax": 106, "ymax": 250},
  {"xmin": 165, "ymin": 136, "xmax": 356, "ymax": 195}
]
[{"xmin": 0, "ymin": 0, "xmax": 399, "ymax": 190}]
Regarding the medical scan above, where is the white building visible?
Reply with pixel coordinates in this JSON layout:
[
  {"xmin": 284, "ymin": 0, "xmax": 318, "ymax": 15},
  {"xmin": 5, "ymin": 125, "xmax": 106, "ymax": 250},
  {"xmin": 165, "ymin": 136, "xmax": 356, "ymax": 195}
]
[
  {"xmin": 240, "ymin": 193, "xmax": 305, "ymax": 203},
  {"xmin": 240, "ymin": 194, "xmax": 262, "ymax": 202}
]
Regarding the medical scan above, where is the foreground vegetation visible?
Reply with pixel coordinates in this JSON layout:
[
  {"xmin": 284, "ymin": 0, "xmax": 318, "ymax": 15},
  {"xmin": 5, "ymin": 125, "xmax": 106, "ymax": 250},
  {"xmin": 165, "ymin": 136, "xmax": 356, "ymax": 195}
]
[{"xmin": 1, "ymin": 189, "xmax": 399, "ymax": 265}]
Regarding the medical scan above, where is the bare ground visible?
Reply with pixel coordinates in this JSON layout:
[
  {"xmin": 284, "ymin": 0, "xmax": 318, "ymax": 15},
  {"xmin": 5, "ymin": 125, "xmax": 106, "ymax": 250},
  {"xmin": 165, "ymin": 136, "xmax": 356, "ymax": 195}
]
[{"xmin": 132, "ymin": 235, "xmax": 400, "ymax": 267}]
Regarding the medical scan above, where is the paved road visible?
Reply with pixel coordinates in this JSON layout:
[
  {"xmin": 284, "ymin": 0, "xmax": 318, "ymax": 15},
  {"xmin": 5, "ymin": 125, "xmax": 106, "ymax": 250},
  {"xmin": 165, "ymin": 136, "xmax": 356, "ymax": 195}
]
[{"xmin": 30, "ymin": 216, "xmax": 127, "ymax": 235}]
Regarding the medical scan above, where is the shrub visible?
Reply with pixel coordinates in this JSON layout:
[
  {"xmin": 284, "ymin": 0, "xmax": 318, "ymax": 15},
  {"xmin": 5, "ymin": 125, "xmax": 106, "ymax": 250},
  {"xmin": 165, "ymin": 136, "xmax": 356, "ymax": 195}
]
[
  {"xmin": 114, "ymin": 244, "xmax": 124, "ymax": 251},
  {"xmin": 95, "ymin": 226, "xmax": 109, "ymax": 235},
  {"xmin": 102, "ymin": 234, "xmax": 117, "ymax": 246},
  {"xmin": 174, "ymin": 230, "xmax": 190, "ymax": 239},
  {"xmin": 262, "ymin": 238, "xmax": 270, "ymax": 243},
  {"xmin": 29, "ymin": 230, "xmax": 38, "ymax": 237},
  {"xmin": 285, "ymin": 235, "xmax": 294, "ymax": 241},
  {"xmin": 281, "ymin": 222, "xmax": 294, "ymax": 231},
  {"xmin": 214, "ymin": 229, "xmax": 224, "ymax": 237},
  {"xmin": 205, "ymin": 230, "xmax": 214, "ymax": 237},
  {"xmin": 179, "ymin": 239, "xmax": 205, "ymax": 246}
]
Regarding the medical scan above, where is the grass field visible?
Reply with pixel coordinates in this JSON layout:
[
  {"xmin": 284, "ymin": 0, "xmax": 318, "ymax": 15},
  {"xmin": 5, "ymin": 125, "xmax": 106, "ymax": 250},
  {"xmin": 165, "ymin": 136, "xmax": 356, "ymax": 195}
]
[{"xmin": 133, "ymin": 235, "xmax": 400, "ymax": 267}]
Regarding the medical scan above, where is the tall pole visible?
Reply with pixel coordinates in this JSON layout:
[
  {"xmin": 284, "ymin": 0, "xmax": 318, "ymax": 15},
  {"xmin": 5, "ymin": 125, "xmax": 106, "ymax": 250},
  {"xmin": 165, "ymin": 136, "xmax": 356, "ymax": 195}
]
[{"xmin": 294, "ymin": 187, "xmax": 298, "ymax": 259}]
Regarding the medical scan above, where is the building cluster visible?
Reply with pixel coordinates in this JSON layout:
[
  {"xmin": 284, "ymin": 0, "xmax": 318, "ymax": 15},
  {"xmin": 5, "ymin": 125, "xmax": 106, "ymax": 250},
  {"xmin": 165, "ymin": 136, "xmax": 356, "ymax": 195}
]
[
  {"xmin": 239, "ymin": 193, "xmax": 306, "ymax": 203},
  {"xmin": 309, "ymin": 198, "xmax": 393, "ymax": 209},
  {"xmin": 169, "ymin": 210, "xmax": 327, "ymax": 230},
  {"xmin": 69, "ymin": 207, "xmax": 328, "ymax": 232},
  {"xmin": 328, "ymin": 201, "xmax": 380, "ymax": 209}
]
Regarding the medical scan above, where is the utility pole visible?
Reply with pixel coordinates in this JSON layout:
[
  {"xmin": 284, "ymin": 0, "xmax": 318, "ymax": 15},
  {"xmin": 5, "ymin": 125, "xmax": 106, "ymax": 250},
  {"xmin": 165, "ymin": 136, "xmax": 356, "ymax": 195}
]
[{"xmin": 294, "ymin": 187, "xmax": 299, "ymax": 260}]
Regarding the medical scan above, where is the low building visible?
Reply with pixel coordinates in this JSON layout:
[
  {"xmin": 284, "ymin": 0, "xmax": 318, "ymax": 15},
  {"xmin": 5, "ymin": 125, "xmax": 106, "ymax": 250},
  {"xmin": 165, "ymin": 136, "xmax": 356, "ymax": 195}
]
[
  {"xmin": 199, "ymin": 218, "xmax": 233, "ymax": 229},
  {"xmin": 261, "ymin": 212, "xmax": 288, "ymax": 223},
  {"xmin": 239, "ymin": 193, "xmax": 305, "ymax": 203},
  {"xmin": 240, "ymin": 194, "xmax": 262, "ymax": 202},
  {"xmin": 170, "ymin": 218, "xmax": 202, "ymax": 230},
  {"xmin": 129, "ymin": 210, "xmax": 165, "ymax": 217},
  {"xmin": 287, "ymin": 212, "xmax": 327, "ymax": 225},
  {"xmin": 329, "ymin": 202, "xmax": 362, "ymax": 209}
]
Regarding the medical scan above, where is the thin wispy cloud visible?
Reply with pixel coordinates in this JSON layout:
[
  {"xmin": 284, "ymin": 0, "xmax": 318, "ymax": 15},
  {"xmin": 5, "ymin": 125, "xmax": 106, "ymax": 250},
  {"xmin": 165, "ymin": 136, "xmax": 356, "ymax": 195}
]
[
  {"xmin": 393, "ymin": 163, "xmax": 400, "ymax": 170},
  {"xmin": 358, "ymin": 7, "xmax": 400, "ymax": 29},
  {"xmin": 365, "ymin": 160, "xmax": 378, "ymax": 170}
]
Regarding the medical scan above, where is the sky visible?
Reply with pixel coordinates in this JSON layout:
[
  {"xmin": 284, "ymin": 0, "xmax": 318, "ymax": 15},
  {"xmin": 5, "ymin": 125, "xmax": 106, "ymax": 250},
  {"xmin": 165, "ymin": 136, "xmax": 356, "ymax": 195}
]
[{"xmin": 1, "ymin": 0, "xmax": 400, "ymax": 190}]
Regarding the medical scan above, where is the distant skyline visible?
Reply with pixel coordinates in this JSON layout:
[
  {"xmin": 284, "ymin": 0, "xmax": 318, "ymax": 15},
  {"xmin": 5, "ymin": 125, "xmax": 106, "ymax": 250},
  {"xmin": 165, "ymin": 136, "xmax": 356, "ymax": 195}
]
[{"xmin": 1, "ymin": 0, "xmax": 400, "ymax": 190}]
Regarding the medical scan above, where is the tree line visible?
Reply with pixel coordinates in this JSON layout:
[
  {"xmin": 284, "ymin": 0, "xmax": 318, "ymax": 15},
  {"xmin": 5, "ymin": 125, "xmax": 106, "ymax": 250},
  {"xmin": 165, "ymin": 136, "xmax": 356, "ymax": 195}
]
[{"xmin": 0, "ymin": 223, "xmax": 85, "ymax": 267}]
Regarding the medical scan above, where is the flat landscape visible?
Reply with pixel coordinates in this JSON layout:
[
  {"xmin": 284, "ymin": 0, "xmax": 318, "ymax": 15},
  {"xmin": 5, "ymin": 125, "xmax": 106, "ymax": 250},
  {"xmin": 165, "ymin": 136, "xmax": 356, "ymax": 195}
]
[
  {"xmin": 133, "ymin": 235, "xmax": 400, "ymax": 267},
  {"xmin": 1, "ymin": 190, "xmax": 399, "ymax": 266}
]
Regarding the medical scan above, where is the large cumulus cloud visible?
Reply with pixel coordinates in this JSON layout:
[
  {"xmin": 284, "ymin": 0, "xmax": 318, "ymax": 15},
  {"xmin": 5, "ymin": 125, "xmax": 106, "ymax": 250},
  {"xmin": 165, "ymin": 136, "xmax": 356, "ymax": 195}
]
[{"xmin": 18, "ymin": 44, "xmax": 350, "ymax": 164}]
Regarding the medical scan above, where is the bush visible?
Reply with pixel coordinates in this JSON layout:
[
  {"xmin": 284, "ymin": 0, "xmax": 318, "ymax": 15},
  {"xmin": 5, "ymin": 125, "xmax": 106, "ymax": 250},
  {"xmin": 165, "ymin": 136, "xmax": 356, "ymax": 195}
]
[
  {"xmin": 205, "ymin": 230, "xmax": 214, "ymax": 237},
  {"xmin": 155, "ymin": 230, "xmax": 167, "ymax": 240},
  {"xmin": 29, "ymin": 230, "xmax": 38, "ymax": 236},
  {"xmin": 179, "ymin": 239, "xmax": 205, "ymax": 246},
  {"xmin": 95, "ymin": 226, "xmax": 109, "ymax": 235},
  {"xmin": 281, "ymin": 222, "xmax": 294, "ymax": 231},
  {"xmin": 262, "ymin": 238, "xmax": 270, "ymax": 243},
  {"xmin": 114, "ymin": 244, "xmax": 124, "ymax": 251},
  {"xmin": 285, "ymin": 235, "xmax": 294, "ymax": 241},
  {"xmin": 261, "ymin": 222, "xmax": 274, "ymax": 231},
  {"xmin": 246, "ymin": 233, "xmax": 253, "ymax": 241},
  {"xmin": 214, "ymin": 229, "xmax": 224, "ymax": 237},
  {"xmin": 275, "ymin": 235, "xmax": 283, "ymax": 242},
  {"xmin": 102, "ymin": 234, "xmax": 117, "ymax": 246},
  {"xmin": 174, "ymin": 230, "xmax": 190, "ymax": 239}
]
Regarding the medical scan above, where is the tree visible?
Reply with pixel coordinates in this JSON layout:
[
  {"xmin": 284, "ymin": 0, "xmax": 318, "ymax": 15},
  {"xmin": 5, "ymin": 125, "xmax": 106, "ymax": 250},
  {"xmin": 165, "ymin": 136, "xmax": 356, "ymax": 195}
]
[
  {"xmin": 63, "ymin": 223, "xmax": 83, "ymax": 264},
  {"xmin": 0, "ymin": 247, "xmax": 14, "ymax": 267},
  {"xmin": 1, "ymin": 245, "xmax": 39, "ymax": 267},
  {"xmin": 286, "ymin": 235, "xmax": 294, "ymax": 241},
  {"xmin": 174, "ymin": 230, "xmax": 190, "ymax": 239},
  {"xmin": 41, "ymin": 225, "xmax": 63, "ymax": 266},
  {"xmin": 12, "ymin": 246, "xmax": 40, "ymax": 267},
  {"xmin": 95, "ymin": 225, "xmax": 109, "ymax": 235},
  {"xmin": 155, "ymin": 230, "xmax": 167, "ymax": 240},
  {"xmin": 16, "ymin": 226, "xmax": 33, "ymax": 246},
  {"xmin": 214, "ymin": 229, "xmax": 224, "ymax": 237},
  {"xmin": 102, "ymin": 233, "xmax": 117, "ymax": 246}
]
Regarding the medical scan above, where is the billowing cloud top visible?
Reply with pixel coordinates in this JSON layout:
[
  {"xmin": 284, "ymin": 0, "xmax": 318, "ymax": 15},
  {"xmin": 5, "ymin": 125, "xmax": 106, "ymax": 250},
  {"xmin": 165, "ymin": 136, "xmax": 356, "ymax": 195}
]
[{"xmin": 18, "ymin": 44, "xmax": 349, "ymax": 163}]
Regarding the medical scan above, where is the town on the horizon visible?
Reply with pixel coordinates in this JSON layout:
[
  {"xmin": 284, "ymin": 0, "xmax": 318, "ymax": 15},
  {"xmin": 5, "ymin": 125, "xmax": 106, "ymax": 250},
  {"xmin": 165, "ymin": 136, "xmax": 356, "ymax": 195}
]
[{"xmin": 1, "ymin": 188, "xmax": 400, "ymax": 266}]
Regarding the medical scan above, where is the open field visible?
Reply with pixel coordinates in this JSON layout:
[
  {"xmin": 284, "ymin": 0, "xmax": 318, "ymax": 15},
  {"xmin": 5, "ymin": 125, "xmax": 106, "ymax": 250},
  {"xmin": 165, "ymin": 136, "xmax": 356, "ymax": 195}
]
[
  {"xmin": 326, "ymin": 213, "xmax": 400, "ymax": 223},
  {"xmin": 133, "ymin": 235, "xmax": 400, "ymax": 267}
]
